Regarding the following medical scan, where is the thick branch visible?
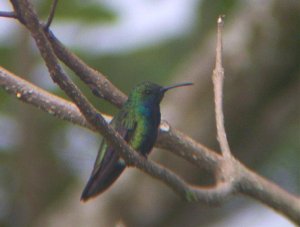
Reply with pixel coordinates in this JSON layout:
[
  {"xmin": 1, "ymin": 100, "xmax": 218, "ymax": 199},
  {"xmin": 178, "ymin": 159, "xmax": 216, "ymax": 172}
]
[
  {"xmin": 157, "ymin": 122, "xmax": 220, "ymax": 170},
  {"xmin": 238, "ymin": 164, "xmax": 300, "ymax": 223},
  {"xmin": 0, "ymin": 66, "xmax": 111, "ymax": 130}
]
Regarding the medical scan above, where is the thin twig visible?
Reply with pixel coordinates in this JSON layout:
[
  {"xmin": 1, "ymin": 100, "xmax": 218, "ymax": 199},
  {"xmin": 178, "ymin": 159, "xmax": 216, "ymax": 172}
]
[
  {"xmin": 0, "ymin": 11, "xmax": 17, "ymax": 18},
  {"xmin": 45, "ymin": 0, "xmax": 58, "ymax": 30},
  {"xmin": 212, "ymin": 16, "xmax": 232, "ymax": 158}
]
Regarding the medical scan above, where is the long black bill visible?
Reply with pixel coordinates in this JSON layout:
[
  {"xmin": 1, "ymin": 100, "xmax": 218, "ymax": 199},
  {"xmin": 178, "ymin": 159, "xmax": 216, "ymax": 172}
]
[{"xmin": 161, "ymin": 82, "xmax": 193, "ymax": 93}]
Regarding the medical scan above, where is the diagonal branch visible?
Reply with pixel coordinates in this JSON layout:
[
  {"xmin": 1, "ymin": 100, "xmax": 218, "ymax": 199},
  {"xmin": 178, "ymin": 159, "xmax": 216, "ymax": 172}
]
[
  {"xmin": 45, "ymin": 29, "xmax": 127, "ymax": 108},
  {"xmin": 0, "ymin": 9, "xmax": 126, "ymax": 108},
  {"xmin": 0, "ymin": 66, "xmax": 110, "ymax": 130}
]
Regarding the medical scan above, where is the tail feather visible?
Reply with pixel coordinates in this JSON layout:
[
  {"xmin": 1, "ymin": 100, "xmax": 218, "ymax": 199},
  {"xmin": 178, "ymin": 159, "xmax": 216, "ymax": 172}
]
[{"xmin": 81, "ymin": 161, "xmax": 125, "ymax": 202}]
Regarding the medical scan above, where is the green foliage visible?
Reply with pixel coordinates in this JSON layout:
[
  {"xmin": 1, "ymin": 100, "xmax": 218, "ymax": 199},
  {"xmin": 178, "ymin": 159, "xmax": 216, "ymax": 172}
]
[
  {"xmin": 0, "ymin": 46, "xmax": 14, "ymax": 69},
  {"xmin": 38, "ymin": 0, "xmax": 116, "ymax": 23}
]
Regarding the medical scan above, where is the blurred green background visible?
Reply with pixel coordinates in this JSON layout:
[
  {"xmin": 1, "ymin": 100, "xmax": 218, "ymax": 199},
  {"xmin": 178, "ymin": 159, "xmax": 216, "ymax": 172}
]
[{"xmin": 0, "ymin": 0, "xmax": 299, "ymax": 226}]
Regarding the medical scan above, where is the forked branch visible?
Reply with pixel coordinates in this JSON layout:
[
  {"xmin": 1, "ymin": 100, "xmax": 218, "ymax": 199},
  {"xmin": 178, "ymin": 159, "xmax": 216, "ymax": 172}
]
[{"xmin": 0, "ymin": 0, "xmax": 299, "ymax": 224}]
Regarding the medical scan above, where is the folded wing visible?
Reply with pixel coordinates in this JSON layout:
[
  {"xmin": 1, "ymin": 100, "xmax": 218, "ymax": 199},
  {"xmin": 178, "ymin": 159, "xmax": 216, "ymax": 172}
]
[{"xmin": 81, "ymin": 115, "xmax": 136, "ymax": 202}]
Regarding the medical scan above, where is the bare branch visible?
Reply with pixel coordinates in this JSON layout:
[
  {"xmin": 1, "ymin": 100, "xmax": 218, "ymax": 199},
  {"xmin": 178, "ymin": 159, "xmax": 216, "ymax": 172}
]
[
  {"xmin": 2, "ymin": 2, "xmax": 300, "ymax": 224},
  {"xmin": 157, "ymin": 121, "xmax": 220, "ymax": 170},
  {"xmin": 44, "ymin": 30, "xmax": 127, "ymax": 108},
  {"xmin": 238, "ymin": 165, "xmax": 300, "ymax": 223},
  {"xmin": 0, "ymin": 66, "xmax": 111, "ymax": 130},
  {"xmin": 212, "ymin": 16, "xmax": 232, "ymax": 158},
  {"xmin": 45, "ymin": 0, "xmax": 58, "ymax": 30},
  {"xmin": 0, "ymin": 11, "xmax": 17, "ymax": 19}
]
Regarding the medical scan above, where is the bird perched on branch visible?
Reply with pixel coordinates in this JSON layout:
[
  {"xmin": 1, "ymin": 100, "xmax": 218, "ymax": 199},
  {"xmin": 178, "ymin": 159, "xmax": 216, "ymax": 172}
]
[{"xmin": 81, "ymin": 81, "xmax": 193, "ymax": 201}]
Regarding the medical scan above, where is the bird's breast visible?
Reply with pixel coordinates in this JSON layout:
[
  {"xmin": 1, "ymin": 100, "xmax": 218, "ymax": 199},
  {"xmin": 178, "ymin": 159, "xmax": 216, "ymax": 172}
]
[{"xmin": 130, "ymin": 107, "xmax": 160, "ymax": 156}]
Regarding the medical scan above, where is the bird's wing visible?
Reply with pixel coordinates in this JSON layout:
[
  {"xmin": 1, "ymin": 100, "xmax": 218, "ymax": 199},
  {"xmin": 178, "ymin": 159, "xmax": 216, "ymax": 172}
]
[
  {"xmin": 91, "ymin": 116, "xmax": 136, "ymax": 175},
  {"xmin": 81, "ymin": 111, "xmax": 136, "ymax": 201}
]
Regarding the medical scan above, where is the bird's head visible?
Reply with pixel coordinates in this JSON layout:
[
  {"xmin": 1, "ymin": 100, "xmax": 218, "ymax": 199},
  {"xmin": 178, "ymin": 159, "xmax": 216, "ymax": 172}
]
[{"xmin": 127, "ymin": 81, "xmax": 193, "ymax": 107}]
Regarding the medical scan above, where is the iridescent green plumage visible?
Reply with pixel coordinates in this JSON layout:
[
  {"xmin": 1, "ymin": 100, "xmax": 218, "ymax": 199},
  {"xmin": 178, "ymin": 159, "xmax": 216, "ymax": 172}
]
[{"xmin": 81, "ymin": 81, "xmax": 192, "ymax": 201}]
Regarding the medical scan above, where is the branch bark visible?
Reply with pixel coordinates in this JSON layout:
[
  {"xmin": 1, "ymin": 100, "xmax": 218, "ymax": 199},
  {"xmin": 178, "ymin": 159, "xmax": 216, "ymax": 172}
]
[
  {"xmin": 0, "ymin": 11, "xmax": 17, "ymax": 18},
  {"xmin": 0, "ymin": 66, "xmax": 96, "ymax": 130},
  {"xmin": 0, "ymin": 1, "xmax": 299, "ymax": 224},
  {"xmin": 213, "ymin": 16, "xmax": 232, "ymax": 159}
]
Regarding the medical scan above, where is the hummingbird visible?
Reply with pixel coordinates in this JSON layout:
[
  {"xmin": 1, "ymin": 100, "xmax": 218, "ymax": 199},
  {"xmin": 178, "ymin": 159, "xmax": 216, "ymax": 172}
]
[{"xmin": 81, "ymin": 81, "xmax": 193, "ymax": 202}]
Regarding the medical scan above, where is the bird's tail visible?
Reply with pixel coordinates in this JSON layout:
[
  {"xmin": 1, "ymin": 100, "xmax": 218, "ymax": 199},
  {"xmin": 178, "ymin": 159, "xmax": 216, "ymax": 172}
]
[{"xmin": 80, "ymin": 160, "xmax": 125, "ymax": 202}]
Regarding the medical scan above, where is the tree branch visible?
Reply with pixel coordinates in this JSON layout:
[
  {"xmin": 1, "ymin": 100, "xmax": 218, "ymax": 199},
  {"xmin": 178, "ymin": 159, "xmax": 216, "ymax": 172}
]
[
  {"xmin": 213, "ymin": 16, "xmax": 232, "ymax": 158},
  {"xmin": 1, "ymin": 1, "xmax": 300, "ymax": 224},
  {"xmin": 44, "ymin": 29, "xmax": 127, "ymax": 108},
  {"xmin": 0, "ymin": 11, "xmax": 17, "ymax": 19},
  {"xmin": 44, "ymin": 0, "xmax": 58, "ymax": 30},
  {"xmin": 0, "ymin": 6, "xmax": 126, "ymax": 108},
  {"xmin": 0, "ymin": 66, "xmax": 109, "ymax": 130},
  {"xmin": 238, "ymin": 164, "xmax": 300, "ymax": 223}
]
